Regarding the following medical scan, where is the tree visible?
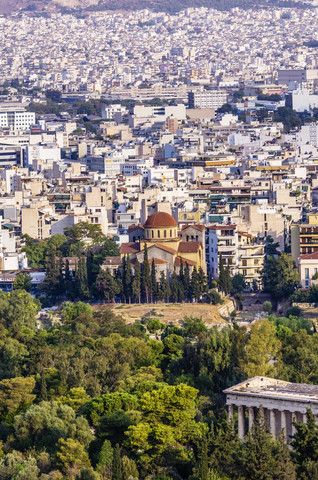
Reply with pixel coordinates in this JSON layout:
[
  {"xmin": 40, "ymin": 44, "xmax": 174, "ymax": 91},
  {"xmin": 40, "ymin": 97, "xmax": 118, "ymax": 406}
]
[
  {"xmin": 190, "ymin": 266, "xmax": 201, "ymax": 302},
  {"xmin": 292, "ymin": 409, "xmax": 318, "ymax": 476},
  {"xmin": 43, "ymin": 247, "xmax": 61, "ymax": 298},
  {"xmin": 184, "ymin": 262, "xmax": 191, "ymax": 301},
  {"xmin": 263, "ymin": 301, "xmax": 272, "ymax": 314},
  {"xmin": 132, "ymin": 259, "xmax": 141, "ymax": 303},
  {"xmin": 150, "ymin": 258, "xmax": 157, "ymax": 303},
  {"xmin": 0, "ymin": 377, "xmax": 36, "ymax": 421},
  {"xmin": 112, "ymin": 444, "xmax": 122, "ymax": 480},
  {"xmin": 218, "ymin": 256, "xmax": 231, "ymax": 294},
  {"xmin": 96, "ymin": 268, "xmax": 120, "ymax": 303},
  {"xmin": 122, "ymin": 255, "xmax": 132, "ymax": 303},
  {"xmin": 1, "ymin": 290, "xmax": 40, "ymax": 334},
  {"xmin": 14, "ymin": 401, "xmax": 93, "ymax": 452},
  {"xmin": 97, "ymin": 439, "xmax": 113, "ymax": 477},
  {"xmin": 56, "ymin": 438, "xmax": 91, "ymax": 475},
  {"xmin": 158, "ymin": 271, "xmax": 171, "ymax": 302},
  {"xmin": 0, "ymin": 451, "xmax": 40, "ymax": 480},
  {"xmin": 170, "ymin": 269, "xmax": 179, "ymax": 303},
  {"xmin": 274, "ymin": 431, "xmax": 296, "ymax": 480},
  {"xmin": 198, "ymin": 432, "xmax": 209, "ymax": 480},
  {"xmin": 244, "ymin": 319, "xmax": 281, "ymax": 377},
  {"xmin": 122, "ymin": 456, "xmax": 139, "ymax": 479},
  {"xmin": 232, "ymin": 274, "xmax": 246, "ymax": 293},
  {"xmin": 262, "ymin": 253, "xmax": 299, "ymax": 301},
  {"xmin": 75, "ymin": 256, "xmax": 89, "ymax": 300},
  {"xmin": 141, "ymin": 244, "xmax": 151, "ymax": 303},
  {"xmin": 242, "ymin": 407, "xmax": 276, "ymax": 480},
  {"xmin": 13, "ymin": 272, "xmax": 32, "ymax": 292}
]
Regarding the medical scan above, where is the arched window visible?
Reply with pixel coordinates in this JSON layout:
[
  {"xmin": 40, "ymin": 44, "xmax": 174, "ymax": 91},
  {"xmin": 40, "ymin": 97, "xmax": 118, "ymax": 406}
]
[
  {"xmin": 164, "ymin": 230, "xmax": 167, "ymax": 238},
  {"xmin": 152, "ymin": 230, "xmax": 154, "ymax": 238},
  {"xmin": 158, "ymin": 230, "xmax": 160, "ymax": 238},
  {"xmin": 187, "ymin": 235, "xmax": 189, "ymax": 242},
  {"xmin": 196, "ymin": 235, "xmax": 199, "ymax": 242},
  {"xmin": 170, "ymin": 230, "xmax": 172, "ymax": 237}
]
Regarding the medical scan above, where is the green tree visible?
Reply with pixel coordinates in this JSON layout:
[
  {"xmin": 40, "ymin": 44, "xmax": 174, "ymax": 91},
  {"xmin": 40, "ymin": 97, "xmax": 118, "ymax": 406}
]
[
  {"xmin": 0, "ymin": 377, "xmax": 36, "ymax": 421},
  {"xmin": 150, "ymin": 258, "xmax": 158, "ymax": 303},
  {"xmin": 122, "ymin": 455, "xmax": 139, "ymax": 479},
  {"xmin": 242, "ymin": 407, "xmax": 276, "ymax": 480},
  {"xmin": 13, "ymin": 272, "xmax": 32, "ymax": 292},
  {"xmin": 190, "ymin": 266, "xmax": 201, "ymax": 302},
  {"xmin": 262, "ymin": 253, "xmax": 300, "ymax": 301},
  {"xmin": 132, "ymin": 259, "xmax": 141, "ymax": 303},
  {"xmin": 141, "ymin": 244, "xmax": 151, "ymax": 303},
  {"xmin": 232, "ymin": 274, "xmax": 246, "ymax": 293},
  {"xmin": 56, "ymin": 438, "xmax": 91, "ymax": 475},
  {"xmin": 112, "ymin": 444, "xmax": 123, "ymax": 480},
  {"xmin": 198, "ymin": 431, "xmax": 209, "ymax": 480},
  {"xmin": 158, "ymin": 271, "xmax": 171, "ymax": 302},
  {"xmin": 43, "ymin": 247, "xmax": 61, "ymax": 298},
  {"xmin": 75, "ymin": 256, "xmax": 89, "ymax": 300},
  {"xmin": 96, "ymin": 268, "xmax": 120, "ymax": 302},
  {"xmin": 97, "ymin": 439, "xmax": 113, "ymax": 477},
  {"xmin": 170, "ymin": 269, "xmax": 179, "ymax": 303},
  {"xmin": 218, "ymin": 256, "xmax": 231, "ymax": 294},
  {"xmin": 14, "ymin": 401, "xmax": 93, "ymax": 452},
  {"xmin": 292, "ymin": 409, "xmax": 318, "ymax": 476},
  {"xmin": 274, "ymin": 431, "xmax": 296, "ymax": 480},
  {"xmin": 244, "ymin": 319, "xmax": 281, "ymax": 378},
  {"xmin": 0, "ymin": 451, "xmax": 40, "ymax": 480},
  {"xmin": 184, "ymin": 262, "xmax": 191, "ymax": 301},
  {"xmin": 123, "ymin": 255, "xmax": 132, "ymax": 303}
]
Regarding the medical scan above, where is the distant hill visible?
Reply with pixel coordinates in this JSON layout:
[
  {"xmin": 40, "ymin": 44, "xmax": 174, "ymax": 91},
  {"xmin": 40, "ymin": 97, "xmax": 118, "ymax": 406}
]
[{"xmin": 0, "ymin": 0, "xmax": 311, "ymax": 15}]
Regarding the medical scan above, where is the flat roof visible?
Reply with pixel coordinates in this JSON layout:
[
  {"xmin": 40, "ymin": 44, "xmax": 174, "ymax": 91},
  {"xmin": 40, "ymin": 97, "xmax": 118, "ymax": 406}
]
[{"xmin": 224, "ymin": 376, "xmax": 318, "ymax": 403}]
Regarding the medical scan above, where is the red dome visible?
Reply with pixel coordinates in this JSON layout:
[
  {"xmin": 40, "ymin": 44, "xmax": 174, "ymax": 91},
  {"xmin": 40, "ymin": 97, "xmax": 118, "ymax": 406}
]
[{"xmin": 144, "ymin": 212, "xmax": 178, "ymax": 228}]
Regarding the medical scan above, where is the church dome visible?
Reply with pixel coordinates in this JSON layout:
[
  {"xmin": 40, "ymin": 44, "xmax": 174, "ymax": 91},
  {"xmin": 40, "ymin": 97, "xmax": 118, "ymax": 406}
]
[{"xmin": 144, "ymin": 212, "xmax": 178, "ymax": 228}]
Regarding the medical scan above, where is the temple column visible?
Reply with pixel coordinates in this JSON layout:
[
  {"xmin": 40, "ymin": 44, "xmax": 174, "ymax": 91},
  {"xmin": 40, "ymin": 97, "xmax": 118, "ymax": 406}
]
[
  {"xmin": 248, "ymin": 407, "xmax": 255, "ymax": 431},
  {"xmin": 270, "ymin": 409, "xmax": 276, "ymax": 438},
  {"xmin": 303, "ymin": 412, "xmax": 307, "ymax": 424},
  {"xmin": 291, "ymin": 412, "xmax": 297, "ymax": 438},
  {"xmin": 228, "ymin": 404, "xmax": 234, "ymax": 422},
  {"xmin": 238, "ymin": 405, "xmax": 245, "ymax": 440},
  {"xmin": 281, "ymin": 410, "xmax": 287, "ymax": 440}
]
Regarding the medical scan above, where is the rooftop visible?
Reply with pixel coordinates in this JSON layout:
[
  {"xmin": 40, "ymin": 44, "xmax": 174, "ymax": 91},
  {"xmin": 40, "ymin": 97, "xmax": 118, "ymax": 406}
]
[{"xmin": 224, "ymin": 376, "xmax": 318, "ymax": 403}]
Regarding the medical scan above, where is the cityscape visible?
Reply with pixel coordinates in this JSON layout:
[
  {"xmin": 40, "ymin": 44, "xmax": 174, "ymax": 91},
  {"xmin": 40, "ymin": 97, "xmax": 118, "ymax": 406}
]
[{"xmin": 0, "ymin": 2, "xmax": 318, "ymax": 480}]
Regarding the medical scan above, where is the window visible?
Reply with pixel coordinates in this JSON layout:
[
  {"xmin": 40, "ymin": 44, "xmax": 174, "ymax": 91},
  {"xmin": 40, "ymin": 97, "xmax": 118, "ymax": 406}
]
[
  {"xmin": 305, "ymin": 268, "xmax": 309, "ymax": 279},
  {"xmin": 170, "ymin": 230, "xmax": 172, "ymax": 237},
  {"xmin": 158, "ymin": 230, "xmax": 160, "ymax": 238},
  {"xmin": 164, "ymin": 230, "xmax": 166, "ymax": 238},
  {"xmin": 152, "ymin": 230, "xmax": 154, "ymax": 238}
]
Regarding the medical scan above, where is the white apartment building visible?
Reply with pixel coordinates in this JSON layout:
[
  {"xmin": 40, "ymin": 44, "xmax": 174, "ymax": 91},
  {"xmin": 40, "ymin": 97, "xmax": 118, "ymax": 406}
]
[
  {"xmin": 206, "ymin": 225, "xmax": 239, "ymax": 280},
  {"xmin": 296, "ymin": 123, "xmax": 318, "ymax": 148},
  {"xmin": 188, "ymin": 90, "xmax": 228, "ymax": 109},
  {"xmin": 0, "ymin": 104, "xmax": 35, "ymax": 131}
]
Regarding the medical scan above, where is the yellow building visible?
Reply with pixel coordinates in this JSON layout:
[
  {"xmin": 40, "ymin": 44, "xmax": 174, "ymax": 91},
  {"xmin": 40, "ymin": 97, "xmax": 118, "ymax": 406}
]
[
  {"xmin": 120, "ymin": 212, "xmax": 204, "ymax": 279},
  {"xmin": 237, "ymin": 232, "xmax": 265, "ymax": 288},
  {"xmin": 291, "ymin": 214, "xmax": 318, "ymax": 262}
]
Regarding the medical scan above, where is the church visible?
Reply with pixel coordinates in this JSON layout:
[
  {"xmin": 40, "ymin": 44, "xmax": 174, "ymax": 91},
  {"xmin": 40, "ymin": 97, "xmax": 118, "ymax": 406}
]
[{"xmin": 118, "ymin": 212, "xmax": 205, "ymax": 279}]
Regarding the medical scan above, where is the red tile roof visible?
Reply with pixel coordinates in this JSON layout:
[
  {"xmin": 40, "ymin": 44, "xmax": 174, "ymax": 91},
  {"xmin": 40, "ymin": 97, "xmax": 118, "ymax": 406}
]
[
  {"xmin": 299, "ymin": 251, "xmax": 318, "ymax": 260},
  {"xmin": 144, "ymin": 212, "xmax": 177, "ymax": 228},
  {"xmin": 181, "ymin": 224, "xmax": 205, "ymax": 231},
  {"xmin": 128, "ymin": 225, "xmax": 144, "ymax": 232},
  {"xmin": 120, "ymin": 242, "xmax": 140, "ymax": 254},
  {"xmin": 174, "ymin": 256, "xmax": 196, "ymax": 267},
  {"xmin": 178, "ymin": 242, "xmax": 200, "ymax": 253}
]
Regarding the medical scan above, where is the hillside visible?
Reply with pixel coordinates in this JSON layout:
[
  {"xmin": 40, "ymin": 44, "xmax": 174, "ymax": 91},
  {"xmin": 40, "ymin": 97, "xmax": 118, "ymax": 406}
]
[{"xmin": 0, "ymin": 0, "xmax": 311, "ymax": 15}]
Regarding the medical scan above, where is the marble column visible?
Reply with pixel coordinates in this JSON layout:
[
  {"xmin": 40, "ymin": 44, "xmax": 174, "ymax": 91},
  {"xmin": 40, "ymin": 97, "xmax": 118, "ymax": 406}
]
[
  {"xmin": 228, "ymin": 404, "xmax": 234, "ymax": 422},
  {"xmin": 270, "ymin": 409, "xmax": 276, "ymax": 438},
  {"xmin": 291, "ymin": 412, "xmax": 297, "ymax": 438},
  {"xmin": 281, "ymin": 410, "xmax": 287, "ymax": 440},
  {"xmin": 248, "ymin": 407, "xmax": 255, "ymax": 431},
  {"xmin": 238, "ymin": 405, "xmax": 245, "ymax": 440},
  {"xmin": 303, "ymin": 412, "xmax": 307, "ymax": 424}
]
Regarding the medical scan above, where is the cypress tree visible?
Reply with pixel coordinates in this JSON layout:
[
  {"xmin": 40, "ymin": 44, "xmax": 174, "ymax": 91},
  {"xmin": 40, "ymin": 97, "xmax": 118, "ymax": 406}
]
[
  {"xmin": 64, "ymin": 258, "xmax": 74, "ymax": 299},
  {"xmin": 43, "ymin": 246, "xmax": 60, "ymax": 298},
  {"xmin": 184, "ymin": 261, "xmax": 191, "ymax": 301},
  {"xmin": 121, "ymin": 255, "xmax": 127, "ymax": 301},
  {"xmin": 141, "ymin": 244, "xmax": 151, "ymax": 303},
  {"xmin": 224, "ymin": 265, "xmax": 232, "ymax": 294},
  {"xmin": 218, "ymin": 254, "xmax": 226, "ymax": 292},
  {"xmin": 123, "ymin": 255, "xmax": 132, "ymax": 303},
  {"xmin": 170, "ymin": 268, "xmax": 179, "ymax": 303},
  {"xmin": 190, "ymin": 266, "xmax": 201, "ymax": 302},
  {"xmin": 112, "ymin": 444, "xmax": 122, "ymax": 480},
  {"xmin": 150, "ymin": 258, "xmax": 157, "ymax": 303},
  {"xmin": 178, "ymin": 258, "xmax": 185, "ymax": 302},
  {"xmin": 158, "ymin": 271, "xmax": 171, "ymax": 302},
  {"xmin": 132, "ymin": 258, "xmax": 141, "ymax": 303},
  {"xmin": 242, "ymin": 406, "xmax": 276, "ymax": 480},
  {"xmin": 75, "ymin": 256, "xmax": 89, "ymax": 300},
  {"xmin": 40, "ymin": 370, "xmax": 47, "ymax": 401},
  {"xmin": 198, "ymin": 432, "xmax": 209, "ymax": 480},
  {"xmin": 274, "ymin": 431, "xmax": 296, "ymax": 480},
  {"xmin": 198, "ymin": 266, "xmax": 208, "ymax": 297}
]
